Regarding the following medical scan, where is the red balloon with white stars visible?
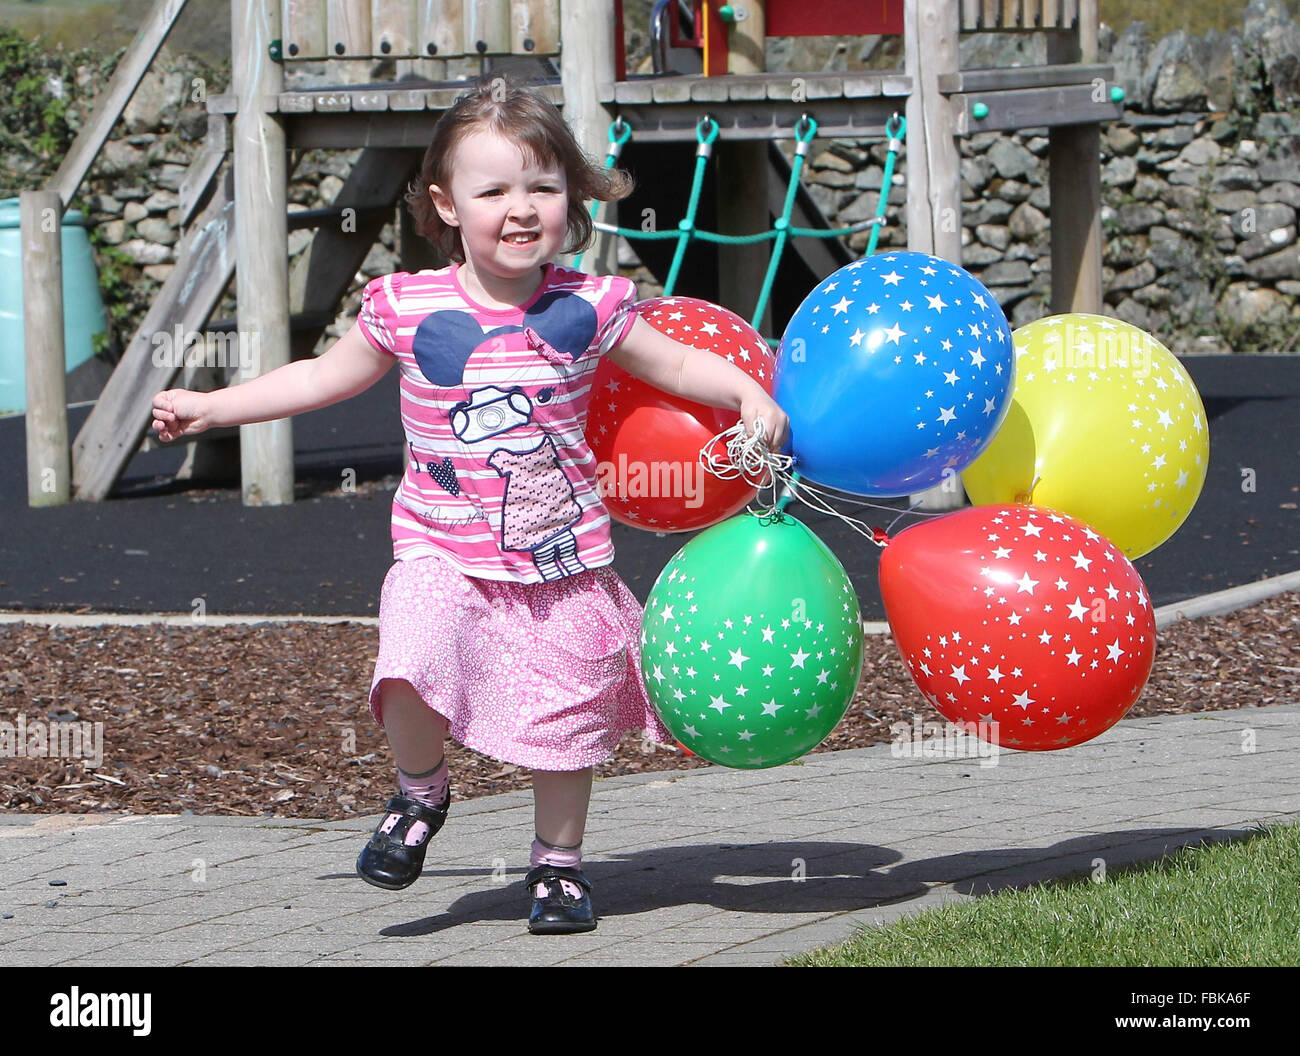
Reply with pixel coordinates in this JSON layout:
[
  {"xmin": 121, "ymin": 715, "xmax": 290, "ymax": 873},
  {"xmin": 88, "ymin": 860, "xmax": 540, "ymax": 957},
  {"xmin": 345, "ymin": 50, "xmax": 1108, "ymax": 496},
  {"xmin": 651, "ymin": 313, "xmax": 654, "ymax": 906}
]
[
  {"xmin": 879, "ymin": 503, "xmax": 1157, "ymax": 750},
  {"xmin": 587, "ymin": 296, "xmax": 776, "ymax": 532}
]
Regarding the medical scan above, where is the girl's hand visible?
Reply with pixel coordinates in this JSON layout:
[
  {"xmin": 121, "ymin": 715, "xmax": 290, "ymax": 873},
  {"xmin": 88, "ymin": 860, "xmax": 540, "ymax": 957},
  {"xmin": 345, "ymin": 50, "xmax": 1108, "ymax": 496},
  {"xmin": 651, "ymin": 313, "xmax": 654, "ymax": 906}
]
[
  {"xmin": 739, "ymin": 389, "xmax": 790, "ymax": 452},
  {"xmin": 152, "ymin": 389, "xmax": 215, "ymax": 442}
]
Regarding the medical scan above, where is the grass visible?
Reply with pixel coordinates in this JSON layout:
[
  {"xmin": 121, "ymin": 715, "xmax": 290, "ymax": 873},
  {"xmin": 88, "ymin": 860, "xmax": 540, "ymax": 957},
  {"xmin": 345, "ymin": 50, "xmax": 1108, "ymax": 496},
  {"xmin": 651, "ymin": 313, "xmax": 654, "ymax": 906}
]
[{"xmin": 786, "ymin": 821, "xmax": 1300, "ymax": 966}]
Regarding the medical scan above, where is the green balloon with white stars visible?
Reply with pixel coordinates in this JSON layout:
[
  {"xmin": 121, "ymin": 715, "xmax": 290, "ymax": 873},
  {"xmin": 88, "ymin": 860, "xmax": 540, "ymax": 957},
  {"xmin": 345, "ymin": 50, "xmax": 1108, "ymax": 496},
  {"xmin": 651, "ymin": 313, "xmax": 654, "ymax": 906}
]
[{"xmin": 640, "ymin": 512, "xmax": 864, "ymax": 768}]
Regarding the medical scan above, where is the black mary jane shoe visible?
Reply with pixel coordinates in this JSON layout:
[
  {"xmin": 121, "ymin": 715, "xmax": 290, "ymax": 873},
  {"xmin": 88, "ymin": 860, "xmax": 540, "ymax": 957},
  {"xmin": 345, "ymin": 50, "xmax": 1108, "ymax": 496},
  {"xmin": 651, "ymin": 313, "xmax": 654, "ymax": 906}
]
[
  {"xmin": 524, "ymin": 864, "xmax": 597, "ymax": 935},
  {"xmin": 356, "ymin": 793, "xmax": 450, "ymax": 891}
]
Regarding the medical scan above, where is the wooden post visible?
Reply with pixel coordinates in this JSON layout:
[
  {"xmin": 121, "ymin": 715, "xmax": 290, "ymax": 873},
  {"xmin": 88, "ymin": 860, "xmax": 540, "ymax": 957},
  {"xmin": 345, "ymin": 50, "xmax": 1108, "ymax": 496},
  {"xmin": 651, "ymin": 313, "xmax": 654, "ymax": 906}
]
[
  {"xmin": 906, "ymin": 0, "xmax": 965, "ymax": 511},
  {"xmin": 717, "ymin": 0, "xmax": 769, "ymax": 332},
  {"xmin": 559, "ymin": 0, "xmax": 618, "ymax": 276},
  {"xmin": 232, "ymin": 0, "xmax": 294, "ymax": 506},
  {"xmin": 903, "ymin": 0, "xmax": 962, "ymax": 261},
  {"xmin": 21, "ymin": 191, "xmax": 70, "ymax": 507},
  {"xmin": 1046, "ymin": 1, "xmax": 1101, "ymax": 314}
]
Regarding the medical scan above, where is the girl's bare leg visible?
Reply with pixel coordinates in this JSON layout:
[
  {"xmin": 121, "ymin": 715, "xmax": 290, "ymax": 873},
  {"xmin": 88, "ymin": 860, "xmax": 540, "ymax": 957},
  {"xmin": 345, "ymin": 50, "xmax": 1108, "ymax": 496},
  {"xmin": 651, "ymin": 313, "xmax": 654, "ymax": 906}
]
[
  {"xmin": 532, "ymin": 767, "xmax": 593, "ymax": 849},
  {"xmin": 378, "ymin": 678, "xmax": 447, "ymax": 773}
]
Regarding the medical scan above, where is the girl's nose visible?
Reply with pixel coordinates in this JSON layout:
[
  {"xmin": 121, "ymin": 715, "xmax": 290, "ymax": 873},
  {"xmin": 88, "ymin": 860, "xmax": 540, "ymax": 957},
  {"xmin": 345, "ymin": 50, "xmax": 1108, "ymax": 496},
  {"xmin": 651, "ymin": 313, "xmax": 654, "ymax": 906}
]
[{"xmin": 506, "ymin": 190, "xmax": 537, "ymax": 219}]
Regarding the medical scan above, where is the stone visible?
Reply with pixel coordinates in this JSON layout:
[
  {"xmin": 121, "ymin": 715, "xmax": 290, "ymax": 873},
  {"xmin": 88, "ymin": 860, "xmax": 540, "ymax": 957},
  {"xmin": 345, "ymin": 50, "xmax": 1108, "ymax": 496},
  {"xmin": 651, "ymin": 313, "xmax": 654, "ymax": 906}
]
[
  {"xmin": 975, "ymin": 223, "xmax": 1009, "ymax": 251},
  {"xmin": 806, "ymin": 182, "xmax": 837, "ymax": 218},
  {"xmin": 1153, "ymin": 124, "xmax": 1196, "ymax": 149},
  {"xmin": 97, "ymin": 140, "xmax": 148, "ymax": 177},
  {"xmin": 852, "ymin": 165, "xmax": 886, "ymax": 191},
  {"xmin": 143, "ymin": 190, "xmax": 180, "ymax": 213},
  {"xmin": 837, "ymin": 190, "xmax": 879, "ymax": 223},
  {"xmin": 1102, "ymin": 156, "xmax": 1138, "ymax": 187},
  {"xmin": 1111, "ymin": 22, "xmax": 1152, "ymax": 107},
  {"xmin": 1111, "ymin": 260, "xmax": 1158, "ymax": 291},
  {"xmin": 1210, "ymin": 190, "xmax": 1261, "ymax": 214},
  {"xmin": 1006, "ymin": 243, "xmax": 1038, "ymax": 262},
  {"xmin": 1208, "ymin": 118, "xmax": 1238, "ymax": 143},
  {"xmin": 1148, "ymin": 237, "xmax": 1190, "ymax": 271},
  {"xmin": 1132, "ymin": 282, "xmax": 1172, "ymax": 307},
  {"xmin": 967, "ymin": 198, "xmax": 1014, "ymax": 226},
  {"xmin": 1117, "ymin": 203, "xmax": 1164, "ymax": 234},
  {"xmin": 1114, "ymin": 298, "xmax": 1155, "ymax": 331},
  {"xmin": 1148, "ymin": 225, "xmax": 1181, "ymax": 242},
  {"xmin": 1136, "ymin": 147, "xmax": 1179, "ymax": 168},
  {"xmin": 1146, "ymin": 31, "xmax": 1208, "ymax": 112},
  {"xmin": 987, "ymin": 138, "xmax": 1038, "ymax": 181},
  {"xmin": 1238, "ymin": 225, "xmax": 1297, "ymax": 259},
  {"xmin": 1261, "ymin": 183, "xmax": 1300, "ymax": 208},
  {"xmin": 288, "ymin": 229, "xmax": 313, "ymax": 257},
  {"xmin": 143, "ymin": 264, "xmax": 175, "ymax": 283},
  {"xmin": 1166, "ymin": 165, "xmax": 1207, "ymax": 188},
  {"xmin": 1025, "ymin": 136, "xmax": 1049, "ymax": 157},
  {"xmin": 961, "ymin": 156, "xmax": 993, "ymax": 193},
  {"xmin": 1130, "ymin": 174, "xmax": 1165, "ymax": 201},
  {"xmin": 90, "ymin": 193, "xmax": 121, "ymax": 215},
  {"xmin": 1028, "ymin": 186, "xmax": 1051, "ymax": 210},
  {"xmin": 154, "ymin": 164, "xmax": 189, "ymax": 191},
  {"xmin": 811, "ymin": 150, "xmax": 854, "ymax": 174},
  {"xmin": 1254, "ymin": 112, "xmax": 1300, "ymax": 139},
  {"xmin": 1008, "ymin": 202, "xmax": 1048, "ymax": 240},
  {"xmin": 1236, "ymin": 140, "xmax": 1261, "ymax": 161},
  {"xmin": 1245, "ymin": 245, "xmax": 1300, "ymax": 280},
  {"xmin": 1218, "ymin": 281, "xmax": 1292, "ymax": 327},
  {"xmin": 1243, "ymin": 0, "xmax": 1300, "ymax": 109},
  {"xmin": 994, "ymin": 179, "xmax": 1034, "ymax": 204},
  {"xmin": 1011, "ymin": 296, "xmax": 1047, "ymax": 327},
  {"xmin": 1167, "ymin": 186, "xmax": 1203, "ymax": 211},
  {"xmin": 814, "ymin": 169, "xmax": 856, "ymax": 190},
  {"xmin": 117, "ymin": 239, "xmax": 172, "ymax": 265},
  {"xmin": 1203, "ymin": 29, "xmax": 1241, "ymax": 112},
  {"xmin": 1212, "ymin": 166, "xmax": 1260, "ymax": 191},
  {"xmin": 123, "ymin": 201, "xmax": 149, "ymax": 225},
  {"xmin": 1277, "ymin": 280, "xmax": 1300, "ymax": 296},
  {"xmin": 98, "ymin": 220, "xmax": 126, "ymax": 245},
  {"xmin": 135, "ymin": 218, "xmax": 176, "ymax": 245},
  {"xmin": 1259, "ymin": 139, "xmax": 1300, "ymax": 182},
  {"xmin": 1105, "ymin": 237, "xmax": 1148, "ymax": 268},
  {"xmin": 1106, "ymin": 125, "xmax": 1141, "ymax": 156},
  {"xmin": 1179, "ymin": 137, "xmax": 1222, "ymax": 165},
  {"xmin": 123, "ymin": 69, "xmax": 168, "ymax": 133},
  {"xmin": 962, "ymin": 243, "xmax": 1003, "ymax": 266},
  {"xmin": 978, "ymin": 260, "xmax": 1033, "ymax": 286},
  {"xmin": 1231, "ymin": 201, "xmax": 1296, "ymax": 236}
]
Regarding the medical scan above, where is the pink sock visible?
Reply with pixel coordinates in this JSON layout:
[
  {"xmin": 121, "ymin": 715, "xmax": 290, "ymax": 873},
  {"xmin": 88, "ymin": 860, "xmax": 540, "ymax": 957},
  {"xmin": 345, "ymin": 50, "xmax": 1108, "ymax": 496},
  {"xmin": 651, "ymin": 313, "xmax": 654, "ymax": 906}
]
[
  {"xmin": 531, "ymin": 837, "xmax": 584, "ymax": 899},
  {"xmin": 379, "ymin": 759, "xmax": 448, "ymax": 847}
]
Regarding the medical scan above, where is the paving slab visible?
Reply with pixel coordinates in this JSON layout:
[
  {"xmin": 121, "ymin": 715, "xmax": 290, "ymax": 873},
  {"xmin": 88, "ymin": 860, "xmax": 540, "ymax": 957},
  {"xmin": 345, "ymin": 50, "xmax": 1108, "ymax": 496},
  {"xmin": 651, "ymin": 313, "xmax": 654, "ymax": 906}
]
[{"xmin": 1, "ymin": 704, "xmax": 1298, "ymax": 966}]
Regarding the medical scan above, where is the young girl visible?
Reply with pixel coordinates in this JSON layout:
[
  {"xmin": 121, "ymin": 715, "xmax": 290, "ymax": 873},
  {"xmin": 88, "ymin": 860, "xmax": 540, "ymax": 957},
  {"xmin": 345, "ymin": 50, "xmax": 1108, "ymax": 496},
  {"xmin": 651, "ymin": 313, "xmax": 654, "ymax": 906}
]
[{"xmin": 152, "ymin": 76, "xmax": 789, "ymax": 935}]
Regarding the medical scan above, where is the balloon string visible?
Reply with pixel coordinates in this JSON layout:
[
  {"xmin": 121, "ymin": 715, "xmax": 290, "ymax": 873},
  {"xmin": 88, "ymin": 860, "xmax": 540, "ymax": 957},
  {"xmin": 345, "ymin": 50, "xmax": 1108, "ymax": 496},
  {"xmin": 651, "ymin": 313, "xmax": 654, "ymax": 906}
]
[{"xmin": 700, "ymin": 420, "xmax": 891, "ymax": 550}]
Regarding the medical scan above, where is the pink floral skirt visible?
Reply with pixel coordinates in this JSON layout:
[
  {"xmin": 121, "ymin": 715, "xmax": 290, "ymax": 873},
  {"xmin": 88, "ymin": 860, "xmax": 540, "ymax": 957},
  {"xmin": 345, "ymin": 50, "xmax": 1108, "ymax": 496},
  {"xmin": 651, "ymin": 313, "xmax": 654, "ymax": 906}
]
[{"xmin": 368, "ymin": 555, "xmax": 670, "ymax": 770}]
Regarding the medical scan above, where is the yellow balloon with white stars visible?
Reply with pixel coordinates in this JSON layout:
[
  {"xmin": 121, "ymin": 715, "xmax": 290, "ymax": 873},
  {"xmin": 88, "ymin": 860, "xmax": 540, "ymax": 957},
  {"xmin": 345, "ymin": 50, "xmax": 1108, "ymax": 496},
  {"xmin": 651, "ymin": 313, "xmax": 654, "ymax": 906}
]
[{"xmin": 962, "ymin": 313, "xmax": 1209, "ymax": 559}]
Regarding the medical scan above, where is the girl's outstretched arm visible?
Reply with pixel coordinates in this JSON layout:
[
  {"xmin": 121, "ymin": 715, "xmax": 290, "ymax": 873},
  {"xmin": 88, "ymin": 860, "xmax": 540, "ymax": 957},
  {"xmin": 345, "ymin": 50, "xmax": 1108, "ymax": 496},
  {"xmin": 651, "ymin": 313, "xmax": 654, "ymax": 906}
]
[
  {"xmin": 606, "ymin": 315, "xmax": 790, "ymax": 450},
  {"xmin": 152, "ymin": 323, "xmax": 394, "ymax": 442}
]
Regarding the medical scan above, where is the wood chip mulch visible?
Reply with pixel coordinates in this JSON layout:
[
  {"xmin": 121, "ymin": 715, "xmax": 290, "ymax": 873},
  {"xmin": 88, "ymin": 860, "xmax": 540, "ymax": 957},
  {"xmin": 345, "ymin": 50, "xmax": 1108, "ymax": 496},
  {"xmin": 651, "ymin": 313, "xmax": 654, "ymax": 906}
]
[{"xmin": 2, "ymin": 593, "xmax": 1297, "ymax": 819}]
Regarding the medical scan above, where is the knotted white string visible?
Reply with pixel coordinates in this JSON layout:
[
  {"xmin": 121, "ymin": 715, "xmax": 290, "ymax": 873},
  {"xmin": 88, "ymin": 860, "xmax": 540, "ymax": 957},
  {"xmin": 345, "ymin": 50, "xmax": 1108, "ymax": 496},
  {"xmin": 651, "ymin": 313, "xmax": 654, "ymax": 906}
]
[{"xmin": 698, "ymin": 419, "xmax": 956, "ymax": 548}]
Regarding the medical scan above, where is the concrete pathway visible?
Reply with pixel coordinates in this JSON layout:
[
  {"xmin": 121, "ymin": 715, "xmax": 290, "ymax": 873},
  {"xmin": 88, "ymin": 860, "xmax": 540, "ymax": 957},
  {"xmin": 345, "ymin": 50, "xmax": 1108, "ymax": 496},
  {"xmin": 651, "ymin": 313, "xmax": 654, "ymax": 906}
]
[{"xmin": 2, "ymin": 704, "xmax": 1297, "ymax": 966}]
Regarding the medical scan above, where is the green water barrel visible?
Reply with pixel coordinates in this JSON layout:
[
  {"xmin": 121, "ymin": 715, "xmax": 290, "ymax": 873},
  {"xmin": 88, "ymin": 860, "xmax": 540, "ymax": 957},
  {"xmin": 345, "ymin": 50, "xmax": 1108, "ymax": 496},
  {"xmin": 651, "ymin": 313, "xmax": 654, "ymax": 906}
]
[{"xmin": 0, "ymin": 197, "xmax": 109, "ymax": 415}]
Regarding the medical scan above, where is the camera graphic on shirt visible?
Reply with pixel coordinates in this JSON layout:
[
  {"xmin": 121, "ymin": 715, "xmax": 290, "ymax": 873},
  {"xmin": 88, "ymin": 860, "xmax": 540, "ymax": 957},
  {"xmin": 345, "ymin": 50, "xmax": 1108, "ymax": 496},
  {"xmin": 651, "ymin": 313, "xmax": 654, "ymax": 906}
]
[{"xmin": 449, "ymin": 386, "xmax": 533, "ymax": 443}]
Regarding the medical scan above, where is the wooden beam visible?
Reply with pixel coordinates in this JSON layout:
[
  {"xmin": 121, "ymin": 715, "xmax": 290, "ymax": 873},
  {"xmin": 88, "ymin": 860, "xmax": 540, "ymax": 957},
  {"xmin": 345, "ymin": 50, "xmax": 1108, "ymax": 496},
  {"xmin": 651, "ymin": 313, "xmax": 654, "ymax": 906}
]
[
  {"xmin": 21, "ymin": 191, "xmax": 70, "ymax": 506},
  {"xmin": 72, "ymin": 177, "xmax": 237, "ymax": 501},
  {"xmin": 48, "ymin": 0, "xmax": 190, "ymax": 208},
  {"xmin": 904, "ymin": 0, "xmax": 962, "ymax": 261},
  {"xmin": 233, "ymin": 0, "xmax": 294, "ymax": 506},
  {"xmin": 559, "ymin": 0, "xmax": 618, "ymax": 275}
]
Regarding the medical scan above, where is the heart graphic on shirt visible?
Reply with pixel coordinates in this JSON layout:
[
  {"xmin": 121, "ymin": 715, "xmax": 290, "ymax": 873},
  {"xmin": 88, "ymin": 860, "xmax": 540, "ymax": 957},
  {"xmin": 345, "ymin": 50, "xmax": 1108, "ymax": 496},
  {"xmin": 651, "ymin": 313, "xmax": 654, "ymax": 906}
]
[
  {"xmin": 427, "ymin": 457, "xmax": 461, "ymax": 495},
  {"xmin": 410, "ymin": 291, "xmax": 601, "ymax": 387}
]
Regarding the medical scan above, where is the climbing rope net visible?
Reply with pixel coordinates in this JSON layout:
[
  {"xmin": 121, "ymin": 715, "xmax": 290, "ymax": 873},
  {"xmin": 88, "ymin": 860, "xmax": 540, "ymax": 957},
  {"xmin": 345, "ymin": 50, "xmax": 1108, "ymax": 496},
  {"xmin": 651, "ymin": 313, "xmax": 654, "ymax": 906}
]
[{"xmin": 576, "ymin": 111, "xmax": 906, "ymax": 343}]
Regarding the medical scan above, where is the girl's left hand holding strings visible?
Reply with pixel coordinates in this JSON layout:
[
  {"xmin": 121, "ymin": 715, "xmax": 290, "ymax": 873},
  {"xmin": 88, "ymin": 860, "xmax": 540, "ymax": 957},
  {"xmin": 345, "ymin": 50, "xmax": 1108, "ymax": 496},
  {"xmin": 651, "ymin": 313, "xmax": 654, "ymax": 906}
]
[{"xmin": 739, "ymin": 387, "xmax": 789, "ymax": 453}]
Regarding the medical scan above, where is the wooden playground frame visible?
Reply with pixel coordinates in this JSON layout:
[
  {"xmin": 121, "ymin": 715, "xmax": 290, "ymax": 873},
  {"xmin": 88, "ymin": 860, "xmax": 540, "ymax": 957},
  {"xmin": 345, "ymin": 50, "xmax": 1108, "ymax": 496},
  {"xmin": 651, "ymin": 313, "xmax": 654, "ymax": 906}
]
[{"xmin": 21, "ymin": 0, "xmax": 1120, "ymax": 507}]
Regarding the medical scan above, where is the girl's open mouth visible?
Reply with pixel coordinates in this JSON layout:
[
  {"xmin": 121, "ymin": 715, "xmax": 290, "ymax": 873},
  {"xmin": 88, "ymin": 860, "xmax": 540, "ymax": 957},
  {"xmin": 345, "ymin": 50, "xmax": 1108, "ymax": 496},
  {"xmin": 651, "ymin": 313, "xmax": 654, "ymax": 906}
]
[{"xmin": 503, "ymin": 232, "xmax": 539, "ymax": 244}]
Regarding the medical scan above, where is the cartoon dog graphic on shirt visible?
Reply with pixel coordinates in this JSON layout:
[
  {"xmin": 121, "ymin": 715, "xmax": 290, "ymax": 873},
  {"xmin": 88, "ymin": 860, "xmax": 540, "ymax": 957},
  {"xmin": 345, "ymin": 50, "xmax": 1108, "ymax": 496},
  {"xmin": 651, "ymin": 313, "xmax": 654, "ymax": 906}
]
[{"xmin": 409, "ymin": 289, "xmax": 612, "ymax": 581}]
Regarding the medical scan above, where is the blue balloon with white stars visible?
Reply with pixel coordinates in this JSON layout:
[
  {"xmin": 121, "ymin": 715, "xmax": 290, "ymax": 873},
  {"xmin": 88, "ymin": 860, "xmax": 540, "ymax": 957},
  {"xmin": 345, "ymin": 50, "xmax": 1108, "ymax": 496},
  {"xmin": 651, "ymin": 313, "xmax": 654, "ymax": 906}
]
[{"xmin": 775, "ymin": 251, "xmax": 1015, "ymax": 497}]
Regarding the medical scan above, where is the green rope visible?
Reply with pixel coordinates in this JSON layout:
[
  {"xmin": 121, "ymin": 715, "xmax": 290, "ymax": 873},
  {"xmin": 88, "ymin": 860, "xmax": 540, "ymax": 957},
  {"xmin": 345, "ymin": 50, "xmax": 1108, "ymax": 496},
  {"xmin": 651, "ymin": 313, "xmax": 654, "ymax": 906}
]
[{"xmin": 583, "ymin": 111, "xmax": 907, "ymax": 341}]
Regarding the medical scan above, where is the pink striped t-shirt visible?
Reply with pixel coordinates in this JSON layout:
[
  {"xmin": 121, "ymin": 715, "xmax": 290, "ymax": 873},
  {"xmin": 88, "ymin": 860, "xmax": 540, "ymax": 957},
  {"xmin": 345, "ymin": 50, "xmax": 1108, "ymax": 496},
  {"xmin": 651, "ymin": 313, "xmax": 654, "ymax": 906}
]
[{"xmin": 357, "ymin": 263, "xmax": 637, "ymax": 584}]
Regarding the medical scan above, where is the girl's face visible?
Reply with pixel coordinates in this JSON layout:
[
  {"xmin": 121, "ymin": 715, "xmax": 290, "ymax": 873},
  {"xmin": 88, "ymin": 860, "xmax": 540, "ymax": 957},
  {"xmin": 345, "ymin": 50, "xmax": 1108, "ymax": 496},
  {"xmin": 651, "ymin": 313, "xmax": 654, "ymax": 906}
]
[{"xmin": 429, "ymin": 128, "xmax": 569, "ymax": 297}]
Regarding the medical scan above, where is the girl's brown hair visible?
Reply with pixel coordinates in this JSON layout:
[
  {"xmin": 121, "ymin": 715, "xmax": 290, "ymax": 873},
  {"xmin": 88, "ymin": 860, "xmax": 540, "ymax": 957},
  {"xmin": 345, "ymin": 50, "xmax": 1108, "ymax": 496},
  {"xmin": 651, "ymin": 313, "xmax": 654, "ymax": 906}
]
[{"xmin": 405, "ymin": 75, "xmax": 633, "ymax": 263}]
